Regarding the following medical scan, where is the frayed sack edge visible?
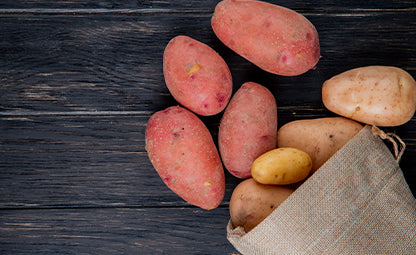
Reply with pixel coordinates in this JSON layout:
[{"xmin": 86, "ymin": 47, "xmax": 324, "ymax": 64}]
[{"xmin": 227, "ymin": 125, "xmax": 416, "ymax": 255}]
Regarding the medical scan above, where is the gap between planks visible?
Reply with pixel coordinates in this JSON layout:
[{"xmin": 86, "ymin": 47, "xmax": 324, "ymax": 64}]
[
  {"xmin": 0, "ymin": 106, "xmax": 326, "ymax": 118},
  {"xmin": 0, "ymin": 110, "xmax": 153, "ymax": 117},
  {"xmin": 0, "ymin": 8, "xmax": 213, "ymax": 15},
  {"xmin": 0, "ymin": 203, "xmax": 230, "ymax": 211},
  {"xmin": 0, "ymin": 8, "xmax": 415, "ymax": 16}
]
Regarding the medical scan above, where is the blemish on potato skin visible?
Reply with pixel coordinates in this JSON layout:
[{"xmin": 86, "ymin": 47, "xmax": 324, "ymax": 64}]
[
  {"xmin": 264, "ymin": 20, "xmax": 271, "ymax": 28},
  {"xmin": 230, "ymin": 169, "xmax": 241, "ymax": 176},
  {"xmin": 261, "ymin": 135, "xmax": 271, "ymax": 141},
  {"xmin": 313, "ymin": 143, "xmax": 321, "ymax": 156},
  {"xmin": 245, "ymin": 214, "xmax": 255, "ymax": 221},
  {"xmin": 217, "ymin": 94, "xmax": 226, "ymax": 103},
  {"xmin": 163, "ymin": 176, "xmax": 172, "ymax": 183},
  {"xmin": 186, "ymin": 63, "xmax": 202, "ymax": 75}
]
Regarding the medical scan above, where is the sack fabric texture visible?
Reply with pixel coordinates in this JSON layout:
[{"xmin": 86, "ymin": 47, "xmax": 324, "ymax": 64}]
[{"xmin": 227, "ymin": 126, "xmax": 416, "ymax": 254}]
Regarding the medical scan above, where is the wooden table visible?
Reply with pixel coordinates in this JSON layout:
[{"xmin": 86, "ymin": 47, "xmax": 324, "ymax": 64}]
[{"xmin": 1, "ymin": 1, "xmax": 415, "ymax": 254}]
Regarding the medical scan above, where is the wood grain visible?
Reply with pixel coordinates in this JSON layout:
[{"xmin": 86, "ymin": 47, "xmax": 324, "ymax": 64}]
[
  {"xmin": 0, "ymin": 0, "xmax": 415, "ymax": 11},
  {"xmin": 1, "ymin": 1, "xmax": 416, "ymax": 254},
  {"xmin": 0, "ymin": 115, "xmax": 240, "ymax": 209},
  {"xmin": 0, "ymin": 207, "xmax": 237, "ymax": 254},
  {"xmin": 1, "ymin": 11, "xmax": 415, "ymax": 112}
]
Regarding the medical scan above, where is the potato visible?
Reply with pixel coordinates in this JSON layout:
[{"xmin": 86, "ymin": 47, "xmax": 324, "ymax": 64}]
[
  {"xmin": 145, "ymin": 106, "xmax": 225, "ymax": 210},
  {"xmin": 211, "ymin": 0, "xmax": 320, "ymax": 76},
  {"xmin": 163, "ymin": 35, "xmax": 233, "ymax": 116},
  {"xmin": 251, "ymin": 148, "xmax": 312, "ymax": 185},
  {"xmin": 322, "ymin": 66, "xmax": 416, "ymax": 126},
  {"xmin": 277, "ymin": 117, "xmax": 363, "ymax": 173},
  {"xmin": 230, "ymin": 178, "xmax": 294, "ymax": 232},
  {"xmin": 218, "ymin": 82, "xmax": 277, "ymax": 178}
]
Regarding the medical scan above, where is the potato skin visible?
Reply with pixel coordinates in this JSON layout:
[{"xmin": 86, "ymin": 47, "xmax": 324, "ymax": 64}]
[
  {"xmin": 277, "ymin": 117, "xmax": 363, "ymax": 173},
  {"xmin": 230, "ymin": 178, "xmax": 294, "ymax": 232},
  {"xmin": 251, "ymin": 148, "xmax": 312, "ymax": 185},
  {"xmin": 163, "ymin": 35, "xmax": 233, "ymax": 116},
  {"xmin": 322, "ymin": 66, "xmax": 416, "ymax": 126},
  {"xmin": 211, "ymin": 0, "xmax": 320, "ymax": 76},
  {"xmin": 218, "ymin": 82, "xmax": 277, "ymax": 179},
  {"xmin": 145, "ymin": 106, "xmax": 225, "ymax": 210}
]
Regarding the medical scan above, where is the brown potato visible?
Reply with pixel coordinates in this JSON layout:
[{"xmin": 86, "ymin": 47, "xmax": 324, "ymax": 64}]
[
  {"xmin": 229, "ymin": 178, "xmax": 294, "ymax": 233},
  {"xmin": 277, "ymin": 117, "xmax": 363, "ymax": 173},
  {"xmin": 322, "ymin": 66, "xmax": 416, "ymax": 126}
]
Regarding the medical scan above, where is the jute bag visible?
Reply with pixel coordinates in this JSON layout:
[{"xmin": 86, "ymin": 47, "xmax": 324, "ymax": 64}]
[{"xmin": 227, "ymin": 126, "xmax": 416, "ymax": 254}]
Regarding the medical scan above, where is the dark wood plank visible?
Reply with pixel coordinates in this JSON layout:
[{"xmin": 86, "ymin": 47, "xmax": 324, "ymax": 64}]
[
  {"xmin": 0, "ymin": 10, "xmax": 416, "ymax": 111},
  {"xmin": 0, "ymin": 0, "xmax": 218, "ymax": 10},
  {"xmin": 0, "ymin": 114, "xmax": 241, "ymax": 209},
  {"xmin": 1, "ymin": 113, "xmax": 415, "ymax": 210},
  {"xmin": 0, "ymin": 207, "xmax": 238, "ymax": 254},
  {"xmin": 0, "ymin": 0, "xmax": 414, "ymax": 11},
  {"xmin": 1, "ymin": 11, "xmax": 415, "ymax": 112}
]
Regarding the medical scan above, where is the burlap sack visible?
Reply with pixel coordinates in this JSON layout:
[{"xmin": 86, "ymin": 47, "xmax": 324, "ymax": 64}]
[{"xmin": 227, "ymin": 125, "xmax": 416, "ymax": 254}]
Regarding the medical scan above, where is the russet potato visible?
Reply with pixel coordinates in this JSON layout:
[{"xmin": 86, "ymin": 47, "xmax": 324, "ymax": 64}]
[
  {"xmin": 322, "ymin": 66, "xmax": 416, "ymax": 126},
  {"xmin": 230, "ymin": 178, "xmax": 294, "ymax": 232},
  {"xmin": 277, "ymin": 117, "xmax": 363, "ymax": 173}
]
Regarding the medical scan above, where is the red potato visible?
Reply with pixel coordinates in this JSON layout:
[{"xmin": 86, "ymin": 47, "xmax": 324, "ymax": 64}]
[
  {"xmin": 163, "ymin": 35, "xmax": 233, "ymax": 116},
  {"xmin": 211, "ymin": 0, "xmax": 320, "ymax": 76},
  {"xmin": 219, "ymin": 82, "xmax": 277, "ymax": 179},
  {"xmin": 145, "ymin": 106, "xmax": 225, "ymax": 210}
]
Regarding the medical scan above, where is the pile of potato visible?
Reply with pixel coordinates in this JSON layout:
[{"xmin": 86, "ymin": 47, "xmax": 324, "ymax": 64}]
[{"xmin": 145, "ymin": 0, "xmax": 416, "ymax": 230}]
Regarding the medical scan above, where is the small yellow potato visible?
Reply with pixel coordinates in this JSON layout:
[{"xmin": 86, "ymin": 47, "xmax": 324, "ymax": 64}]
[
  {"xmin": 277, "ymin": 117, "xmax": 363, "ymax": 173},
  {"xmin": 230, "ymin": 178, "xmax": 294, "ymax": 233},
  {"xmin": 322, "ymin": 66, "xmax": 416, "ymax": 126},
  {"xmin": 251, "ymin": 148, "xmax": 312, "ymax": 185}
]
